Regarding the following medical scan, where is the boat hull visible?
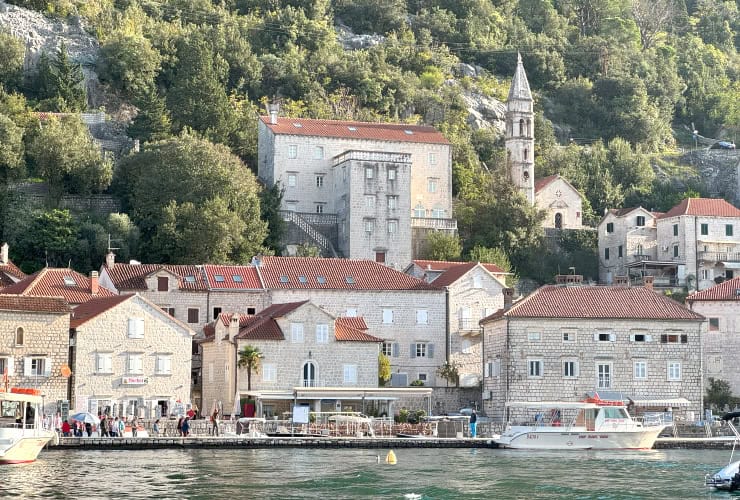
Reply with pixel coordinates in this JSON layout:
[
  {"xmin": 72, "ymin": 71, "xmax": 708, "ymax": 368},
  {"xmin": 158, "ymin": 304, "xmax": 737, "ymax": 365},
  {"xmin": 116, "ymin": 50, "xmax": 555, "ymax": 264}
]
[
  {"xmin": 0, "ymin": 434, "xmax": 54, "ymax": 464},
  {"xmin": 496, "ymin": 426, "xmax": 665, "ymax": 450},
  {"xmin": 706, "ymin": 460, "xmax": 740, "ymax": 491}
]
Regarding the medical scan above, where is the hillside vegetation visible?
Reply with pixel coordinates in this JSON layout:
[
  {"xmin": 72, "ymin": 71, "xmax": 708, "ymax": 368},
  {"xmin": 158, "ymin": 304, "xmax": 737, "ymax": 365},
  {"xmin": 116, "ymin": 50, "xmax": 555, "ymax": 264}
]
[{"xmin": 0, "ymin": 0, "xmax": 738, "ymax": 282}]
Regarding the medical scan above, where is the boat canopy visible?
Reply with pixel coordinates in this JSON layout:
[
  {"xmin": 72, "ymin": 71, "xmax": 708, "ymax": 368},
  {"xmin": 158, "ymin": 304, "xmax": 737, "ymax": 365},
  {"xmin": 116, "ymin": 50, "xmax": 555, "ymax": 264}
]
[{"xmin": 505, "ymin": 401, "xmax": 602, "ymax": 409}]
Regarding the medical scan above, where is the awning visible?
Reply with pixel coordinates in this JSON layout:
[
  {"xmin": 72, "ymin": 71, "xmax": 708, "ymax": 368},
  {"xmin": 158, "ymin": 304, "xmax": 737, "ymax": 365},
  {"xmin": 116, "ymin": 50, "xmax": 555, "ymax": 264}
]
[
  {"xmin": 721, "ymin": 262, "xmax": 740, "ymax": 269},
  {"xmin": 629, "ymin": 397, "xmax": 691, "ymax": 408}
]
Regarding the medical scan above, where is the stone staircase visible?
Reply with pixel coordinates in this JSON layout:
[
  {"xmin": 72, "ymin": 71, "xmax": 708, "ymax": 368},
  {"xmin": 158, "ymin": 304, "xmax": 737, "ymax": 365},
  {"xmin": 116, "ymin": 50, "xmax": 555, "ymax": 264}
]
[{"xmin": 281, "ymin": 211, "xmax": 339, "ymax": 257}]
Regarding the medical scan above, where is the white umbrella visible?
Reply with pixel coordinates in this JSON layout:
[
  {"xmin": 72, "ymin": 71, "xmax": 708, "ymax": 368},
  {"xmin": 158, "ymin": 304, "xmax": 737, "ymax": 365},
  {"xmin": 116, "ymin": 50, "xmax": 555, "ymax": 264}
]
[
  {"xmin": 70, "ymin": 412, "xmax": 100, "ymax": 425},
  {"xmin": 233, "ymin": 391, "xmax": 241, "ymax": 417}
]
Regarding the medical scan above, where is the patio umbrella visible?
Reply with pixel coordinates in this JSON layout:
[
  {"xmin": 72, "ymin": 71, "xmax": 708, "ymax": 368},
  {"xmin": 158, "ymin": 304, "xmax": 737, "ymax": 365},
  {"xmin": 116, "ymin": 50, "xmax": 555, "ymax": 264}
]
[
  {"xmin": 70, "ymin": 412, "xmax": 100, "ymax": 425},
  {"xmin": 233, "ymin": 391, "xmax": 241, "ymax": 417}
]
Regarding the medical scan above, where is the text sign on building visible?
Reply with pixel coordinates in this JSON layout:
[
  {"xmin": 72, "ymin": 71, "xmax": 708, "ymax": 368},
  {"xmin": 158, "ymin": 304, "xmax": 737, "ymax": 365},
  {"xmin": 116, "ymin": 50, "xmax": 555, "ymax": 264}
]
[{"xmin": 122, "ymin": 376, "xmax": 149, "ymax": 385}]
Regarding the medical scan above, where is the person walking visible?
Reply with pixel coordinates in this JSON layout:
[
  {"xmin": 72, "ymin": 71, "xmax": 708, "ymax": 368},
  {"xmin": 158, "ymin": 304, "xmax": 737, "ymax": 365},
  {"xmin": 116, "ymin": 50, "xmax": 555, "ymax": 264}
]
[
  {"xmin": 131, "ymin": 416, "xmax": 138, "ymax": 437},
  {"xmin": 117, "ymin": 417, "xmax": 125, "ymax": 437},
  {"xmin": 100, "ymin": 415, "xmax": 108, "ymax": 437},
  {"xmin": 153, "ymin": 419, "xmax": 160, "ymax": 437},
  {"xmin": 212, "ymin": 409, "xmax": 220, "ymax": 437},
  {"xmin": 182, "ymin": 417, "xmax": 190, "ymax": 437},
  {"xmin": 469, "ymin": 410, "xmax": 478, "ymax": 438}
]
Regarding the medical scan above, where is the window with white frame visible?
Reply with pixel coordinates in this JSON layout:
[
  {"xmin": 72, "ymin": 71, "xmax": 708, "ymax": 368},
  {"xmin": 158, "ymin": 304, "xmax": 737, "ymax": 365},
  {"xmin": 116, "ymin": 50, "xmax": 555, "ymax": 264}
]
[
  {"xmin": 287, "ymin": 173, "xmax": 297, "ymax": 187},
  {"xmin": 315, "ymin": 324, "xmax": 328, "ymax": 343},
  {"xmin": 528, "ymin": 331, "xmax": 541, "ymax": 341},
  {"xmin": 431, "ymin": 208, "xmax": 445, "ymax": 219},
  {"xmin": 24, "ymin": 357, "xmax": 50, "ymax": 377},
  {"xmin": 364, "ymin": 219, "xmax": 375, "ymax": 233},
  {"xmin": 14, "ymin": 327, "xmax": 23, "ymax": 346},
  {"xmin": 563, "ymin": 360, "xmax": 578, "ymax": 378},
  {"xmin": 315, "ymin": 175, "xmax": 324, "ymax": 188},
  {"xmin": 365, "ymin": 167, "xmax": 374, "ymax": 179},
  {"xmin": 416, "ymin": 309, "xmax": 428, "ymax": 325},
  {"xmin": 634, "ymin": 360, "xmax": 647, "ymax": 380},
  {"xmin": 630, "ymin": 332, "xmax": 652, "ymax": 342},
  {"xmin": 461, "ymin": 339, "xmax": 472, "ymax": 354},
  {"xmin": 594, "ymin": 331, "xmax": 615, "ymax": 342},
  {"xmin": 291, "ymin": 323, "xmax": 304, "ymax": 343},
  {"xmin": 315, "ymin": 203, "xmax": 325, "ymax": 214},
  {"xmin": 153, "ymin": 354, "xmax": 170, "ymax": 375},
  {"xmin": 96, "ymin": 352, "xmax": 112, "ymax": 374},
  {"xmin": 387, "ymin": 168, "xmax": 396, "ymax": 181},
  {"xmin": 127, "ymin": 318, "xmax": 144, "ymax": 339},
  {"xmin": 597, "ymin": 362, "xmax": 612, "ymax": 388},
  {"xmin": 288, "ymin": 144, "xmax": 297, "ymax": 159},
  {"xmin": 365, "ymin": 195, "xmax": 376, "ymax": 209},
  {"xmin": 346, "ymin": 308, "xmax": 357, "ymax": 317},
  {"xmin": 562, "ymin": 331, "xmax": 576, "ymax": 342},
  {"xmin": 485, "ymin": 359, "xmax": 500, "ymax": 378},
  {"xmin": 127, "ymin": 354, "xmax": 143, "ymax": 374},
  {"xmin": 387, "ymin": 196, "xmax": 397, "ymax": 210},
  {"xmin": 382, "ymin": 309, "xmax": 393, "ymax": 324},
  {"xmin": 381, "ymin": 342, "xmax": 392, "ymax": 357},
  {"xmin": 387, "ymin": 220, "xmax": 397, "ymax": 234},
  {"xmin": 667, "ymin": 361, "xmax": 681, "ymax": 381},
  {"xmin": 701, "ymin": 269, "xmax": 709, "ymax": 280},
  {"xmin": 472, "ymin": 275, "xmax": 482, "ymax": 288},
  {"xmin": 528, "ymin": 359, "xmax": 543, "ymax": 377},
  {"xmin": 343, "ymin": 364, "xmax": 358, "ymax": 384},
  {"xmin": 313, "ymin": 146, "xmax": 324, "ymax": 159},
  {"xmin": 427, "ymin": 178, "xmax": 437, "ymax": 193},
  {"xmin": 428, "ymin": 152, "xmax": 437, "ymax": 165},
  {"xmin": 414, "ymin": 204, "xmax": 425, "ymax": 218},
  {"xmin": 414, "ymin": 342, "xmax": 428, "ymax": 358},
  {"xmin": 262, "ymin": 363, "xmax": 276, "ymax": 382},
  {"xmin": 0, "ymin": 357, "xmax": 12, "ymax": 378}
]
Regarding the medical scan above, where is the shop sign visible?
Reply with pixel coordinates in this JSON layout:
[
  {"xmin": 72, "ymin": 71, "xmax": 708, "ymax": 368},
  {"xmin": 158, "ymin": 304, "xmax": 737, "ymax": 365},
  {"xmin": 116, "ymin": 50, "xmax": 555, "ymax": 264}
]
[{"xmin": 122, "ymin": 376, "xmax": 149, "ymax": 385}]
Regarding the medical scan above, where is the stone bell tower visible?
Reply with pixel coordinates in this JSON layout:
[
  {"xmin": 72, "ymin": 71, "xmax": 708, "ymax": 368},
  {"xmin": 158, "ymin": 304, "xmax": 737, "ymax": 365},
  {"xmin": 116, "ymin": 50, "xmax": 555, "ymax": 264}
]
[{"xmin": 505, "ymin": 53, "xmax": 535, "ymax": 205}]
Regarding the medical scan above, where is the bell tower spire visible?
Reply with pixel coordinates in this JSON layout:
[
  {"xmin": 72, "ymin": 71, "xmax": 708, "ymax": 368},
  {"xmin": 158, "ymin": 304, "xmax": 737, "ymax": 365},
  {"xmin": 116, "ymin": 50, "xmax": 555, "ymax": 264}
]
[{"xmin": 505, "ymin": 52, "xmax": 535, "ymax": 204}]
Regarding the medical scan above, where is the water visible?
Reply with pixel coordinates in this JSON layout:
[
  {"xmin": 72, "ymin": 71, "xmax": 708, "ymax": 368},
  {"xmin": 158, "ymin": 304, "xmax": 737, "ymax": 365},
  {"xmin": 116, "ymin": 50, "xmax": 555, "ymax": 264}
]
[{"xmin": 0, "ymin": 447, "xmax": 735, "ymax": 498}]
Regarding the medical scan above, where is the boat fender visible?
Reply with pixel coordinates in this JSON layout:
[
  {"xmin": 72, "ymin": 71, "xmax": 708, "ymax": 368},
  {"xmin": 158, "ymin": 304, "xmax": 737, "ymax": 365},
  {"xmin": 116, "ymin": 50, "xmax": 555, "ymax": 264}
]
[{"xmin": 385, "ymin": 450, "xmax": 397, "ymax": 465}]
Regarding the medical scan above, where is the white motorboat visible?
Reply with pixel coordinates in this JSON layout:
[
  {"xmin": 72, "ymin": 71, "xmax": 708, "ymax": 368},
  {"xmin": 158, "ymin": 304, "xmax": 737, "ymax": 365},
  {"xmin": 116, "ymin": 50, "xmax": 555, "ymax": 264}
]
[
  {"xmin": 495, "ymin": 398, "xmax": 667, "ymax": 450},
  {"xmin": 0, "ymin": 388, "xmax": 57, "ymax": 464},
  {"xmin": 705, "ymin": 411, "xmax": 740, "ymax": 491}
]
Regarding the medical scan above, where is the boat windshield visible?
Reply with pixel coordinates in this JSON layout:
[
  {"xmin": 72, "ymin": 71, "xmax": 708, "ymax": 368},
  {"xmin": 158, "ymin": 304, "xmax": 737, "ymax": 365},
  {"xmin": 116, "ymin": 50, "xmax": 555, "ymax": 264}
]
[{"xmin": 601, "ymin": 407, "xmax": 629, "ymax": 419}]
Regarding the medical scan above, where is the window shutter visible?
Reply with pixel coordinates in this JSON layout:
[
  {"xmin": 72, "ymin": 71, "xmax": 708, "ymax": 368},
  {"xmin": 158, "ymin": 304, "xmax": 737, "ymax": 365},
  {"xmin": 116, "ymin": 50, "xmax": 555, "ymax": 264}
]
[
  {"xmin": 155, "ymin": 356, "xmax": 162, "ymax": 373},
  {"xmin": 410, "ymin": 344, "xmax": 416, "ymax": 358},
  {"xmin": 43, "ymin": 358, "xmax": 52, "ymax": 377},
  {"xmin": 609, "ymin": 333, "xmax": 616, "ymax": 342},
  {"xmin": 392, "ymin": 343, "xmax": 399, "ymax": 357},
  {"xmin": 646, "ymin": 335, "xmax": 653, "ymax": 342},
  {"xmin": 6, "ymin": 357, "xmax": 14, "ymax": 376},
  {"xmin": 484, "ymin": 361, "xmax": 490, "ymax": 378},
  {"xmin": 24, "ymin": 357, "xmax": 32, "ymax": 376},
  {"xmin": 593, "ymin": 333, "xmax": 599, "ymax": 341},
  {"xmin": 428, "ymin": 344, "xmax": 434, "ymax": 358},
  {"xmin": 574, "ymin": 362, "xmax": 580, "ymax": 377},
  {"xmin": 96, "ymin": 354, "xmax": 102, "ymax": 372},
  {"xmin": 128, "ymin": 318, "xmax": 144, "ymax": 339}
]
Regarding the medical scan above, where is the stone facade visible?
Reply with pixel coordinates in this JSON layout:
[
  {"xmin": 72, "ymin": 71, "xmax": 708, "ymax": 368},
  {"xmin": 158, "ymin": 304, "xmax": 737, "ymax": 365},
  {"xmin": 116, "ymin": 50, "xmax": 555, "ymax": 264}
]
[
  {"xmin": 687, "ymin": 299, "xmax": 740, "ymax": 394},
  {"xmin": 535, "ymin": 176, "xmax": 584, "ymax": 229},
  {"xmin": 0, "ymin": 309, "xmax": 70, "ymax": 416},
  {"xmin": 505, "ymin": 54, "xmax": 535, "ymax": 205},
  {"xmin": 482, "ymin": 314, "xmax": 704, "ymax": 423},
  {"xmin": 598, "ymin": 208, "xmax": 660, "ymax": 284},
  {"xmin": 71, "ymin": 295, "xmax": 194, "ymax": 419}
]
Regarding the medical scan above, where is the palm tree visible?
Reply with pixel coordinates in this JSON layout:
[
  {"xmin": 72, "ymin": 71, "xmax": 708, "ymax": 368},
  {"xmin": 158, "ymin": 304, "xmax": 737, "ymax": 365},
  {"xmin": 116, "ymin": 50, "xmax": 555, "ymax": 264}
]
[{"xmin": 237, "ymin": 345, "xmax": 262, "ymax": 391}]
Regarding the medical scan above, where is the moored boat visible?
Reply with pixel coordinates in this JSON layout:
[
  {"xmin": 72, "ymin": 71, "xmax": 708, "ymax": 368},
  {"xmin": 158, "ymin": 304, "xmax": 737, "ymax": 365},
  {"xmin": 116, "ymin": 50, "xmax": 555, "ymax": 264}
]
[
  {"xmin": 495, "ymin": 398, "xmax": 667, "ymax": 450},
  {"xmin": 0, "ymin": 388, "xmax": 56, "ymax": 464},
  {"xmin": 705, "ymin": 411, "xmax": 740, "ymax": 491}
]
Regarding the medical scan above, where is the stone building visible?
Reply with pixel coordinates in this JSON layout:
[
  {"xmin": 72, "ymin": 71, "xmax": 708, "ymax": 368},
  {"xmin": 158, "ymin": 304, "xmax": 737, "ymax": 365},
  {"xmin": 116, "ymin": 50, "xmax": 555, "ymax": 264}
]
[
  {"xmin": 534, "ymin": 175, "xmax": 584, "ymax": 229},
  {"xmin": 687, "ymin": 277, "xmax": 740, "ymax": 395},
  {"xmin": 2, "ymin": 267, "xmax": 116, "ymax": 306},
  {"xmin": 0, "ymin": 295, "xmax": 70, "ymax": 416},
  {"xmin": 257, "ymin": 111, "xmax": 456, "ymax": 261},
  {"xmin": 404, "ymin": 260, "xmax": 508, "ymax": 386},
  {"xmin": 481, "ymin": 282, "xmax": 705, "ymax": 422},
  {"xmin": 598, "ymin": 198, "xmax": 740, "ymax": 290},
  {"xmin": 69, "ymin": 294, "xmax": 194, "ymax": 418},
  {"xmin": 200, "ymin": 300, "xmax": 381, "ymax": 417},
  {"xmin": 0, "ymin": 243, "xmax": 26, "ymax": 286}
]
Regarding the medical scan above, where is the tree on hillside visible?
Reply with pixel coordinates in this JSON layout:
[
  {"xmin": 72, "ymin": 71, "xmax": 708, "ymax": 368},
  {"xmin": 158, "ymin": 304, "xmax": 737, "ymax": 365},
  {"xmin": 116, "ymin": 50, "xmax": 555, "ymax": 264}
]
[
  {"xmin": 27, "ymin": 116, "xmax": 112, "ymax": 206},
  {"xmin": 237, "ymin": 345, "xmax": 262, "ymax": 391},
  {"xmin": 13, "ymin": 209, "xmax": 78, "ymax": 273},
  {"xmin": 97, "ymin": 33, "xmax": 161, "ymax": 99},
  {"xmin": 113, "ymin": 132, "xmax": 268, "ymax": 263},
  {"xmin": 127, "ymin": 87, "xmax": 172, "ymax": 143},
  {"xmin": 422, "ymin": 231, "xmax": 462, "ymax": 261},
  {"xmin": 34, "ymin": 42, "xmax": 87, "ymax": 112},
  {"xmin": 0, "ymin": 32, "xmax": 25, "ymax": 90}
]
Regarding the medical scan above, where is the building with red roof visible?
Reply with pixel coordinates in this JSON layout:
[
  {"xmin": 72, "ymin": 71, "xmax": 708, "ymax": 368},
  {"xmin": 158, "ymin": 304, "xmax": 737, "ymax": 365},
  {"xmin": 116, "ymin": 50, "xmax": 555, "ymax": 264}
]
[
  {"xmin": 257, "ymin": 107, "xmax": 455, "ymax": 263},
  {"xmin": 687, "ymin": 277, "xmax": 740, "ymax": 395},
  {"xmin": 598, "ymin": 198, "xmax": 740, "ymax": 290},
  {"xmin": 200, "ymin": 300, "xmax": 381, "ymax": 416},
  {"xmin": 0, "ymin": 243, "xmax": 26, "ymax": 287},
  {"xmin": 533, "ymin": 174, "xmax": 585, "ymax": 230},
  {"xmin": 1, "ymin": 267, "xmax": 115, "ymax": 306},
  {"xmin": 69, "ymin": 293, "xmax": 194, "ymax": 418},
  {"xmin": 481, "ymin": 282, "xmax": 704, "ymax": 422}
]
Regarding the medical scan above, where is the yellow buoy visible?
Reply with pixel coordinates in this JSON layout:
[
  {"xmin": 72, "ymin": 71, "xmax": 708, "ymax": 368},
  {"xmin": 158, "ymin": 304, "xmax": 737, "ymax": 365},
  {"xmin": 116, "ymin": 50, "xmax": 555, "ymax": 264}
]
[{"xmin": 385, "ymin": 450, "xmax": 397, "ymax": 464}]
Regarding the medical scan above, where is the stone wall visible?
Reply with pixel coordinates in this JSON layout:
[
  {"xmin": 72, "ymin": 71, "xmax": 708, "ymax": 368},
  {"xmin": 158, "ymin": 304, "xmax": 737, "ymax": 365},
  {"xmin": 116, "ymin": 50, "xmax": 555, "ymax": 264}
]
[
  {"xmin": 688, "ymin": 300, "xmax": 740, "ymax": 394},
  {"xmin": 431, "ymin": 387, "xmax": 482, "ymax": 415}
]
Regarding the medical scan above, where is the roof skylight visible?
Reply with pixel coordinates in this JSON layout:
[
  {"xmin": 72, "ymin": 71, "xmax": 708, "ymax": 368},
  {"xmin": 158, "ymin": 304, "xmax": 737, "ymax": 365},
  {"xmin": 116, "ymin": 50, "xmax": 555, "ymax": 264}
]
[
  {"xmin": 403, "ymin": 129, "xmax": 413, "ymax": 135},
  {"xmin": 214, "ymin": 274, "xmax": 225, "ymax": 282},
  {"xmin": 345, "ymin": 276, "xmax": 355, "ymax": 284},
  {"xmin": 63, "ymin": 276, "xmax": 76, "ymax": 286},
  {"xmin": 298, "ymin": 276, "xmax": 307, "ymax": 283},
  {"xmin": 279, "ymin": 275, "xmax": 289, "ymax": 283},
  {"xmin": 317, "ymin": 276, "xmax": 326, "ymax": 284},
  {"xmin": 232, "ymin": 275, "xmax": 243, "ymax": 283},
  {"xmin": 348, "ymin": 126, "xmax": 357, "ymax": 131},
  {"xmin": 184, "ymin": 275, "xmax": 196, "ymax": 283},
  {"xmin": 292, "ymin": 122, "xmax": 303, "ymax": 128}
]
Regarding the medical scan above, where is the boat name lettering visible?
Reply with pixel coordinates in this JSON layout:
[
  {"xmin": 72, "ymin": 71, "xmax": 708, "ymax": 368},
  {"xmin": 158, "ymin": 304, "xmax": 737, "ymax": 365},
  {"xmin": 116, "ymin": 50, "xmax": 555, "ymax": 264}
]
[{"xmin": 526, "ymin": 434, "xmax": 538, "ymax": 439}]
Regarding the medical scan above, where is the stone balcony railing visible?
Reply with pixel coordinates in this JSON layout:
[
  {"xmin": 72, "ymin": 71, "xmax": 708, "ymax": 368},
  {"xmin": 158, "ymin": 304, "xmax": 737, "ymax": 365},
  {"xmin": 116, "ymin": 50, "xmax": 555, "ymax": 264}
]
[
  {"xmin": 458, "ymin": 318, "xmax": 481, "ymax": 334},
  {"xmin": 699, "ymin": 251, "xmax": 740, "ymax": 263},
  {"xmin": 411, "ymin": 217, "xmax": 458, "ymax": 230},
  {"xmin": 332, "ymin": 150, "xmax": 411, "ymax": 166}
]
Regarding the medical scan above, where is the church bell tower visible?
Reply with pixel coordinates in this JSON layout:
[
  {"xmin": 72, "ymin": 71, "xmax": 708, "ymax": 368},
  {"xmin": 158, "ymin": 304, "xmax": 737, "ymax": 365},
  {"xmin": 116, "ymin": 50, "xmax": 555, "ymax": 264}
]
[{"xmin": 505, "ymin": 53, "xmax": 535, "ymax": 205}]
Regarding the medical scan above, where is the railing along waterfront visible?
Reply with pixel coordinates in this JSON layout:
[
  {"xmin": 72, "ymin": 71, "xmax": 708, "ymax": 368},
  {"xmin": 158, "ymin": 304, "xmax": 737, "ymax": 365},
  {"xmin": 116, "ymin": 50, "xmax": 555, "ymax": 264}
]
[{"xmin": 332, "ymin": 150, "xmax": 411, "ymax": 166}]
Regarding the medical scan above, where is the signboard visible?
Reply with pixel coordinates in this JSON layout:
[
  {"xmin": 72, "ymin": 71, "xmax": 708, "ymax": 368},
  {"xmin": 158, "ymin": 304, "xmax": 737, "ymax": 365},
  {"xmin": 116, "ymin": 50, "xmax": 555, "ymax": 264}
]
[
  {"xmin": 292, "ymin": 405, "xmax": 310, "ymax": 424},
  {"xmin": 121, "ymin": 376, "xmax": 149, "ymax": 385}
]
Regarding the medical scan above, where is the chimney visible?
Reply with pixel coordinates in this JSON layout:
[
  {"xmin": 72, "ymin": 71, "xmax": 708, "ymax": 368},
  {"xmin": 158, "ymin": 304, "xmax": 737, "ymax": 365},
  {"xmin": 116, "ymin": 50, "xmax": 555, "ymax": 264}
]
[
  {"xmin": 105, "ymin": 251, "xmax": 116, "ymax": 269},
  {"xmin": 643, "ymin": 275, "xmax": 654, "ymax": 290},
  {"xmin": 90, "ymin": 271, "xmax": 99, "ymax": 295},
  {"xmin": 0, "ymin": 242, "xmax": 8, "ymax": 265},
  {"xmin": 267, "ymin": 102, "xmax": 279, "ymax": 125},
  {"xmin": 228, "ymin": 314, "xmax": 240, "ymax": 342},
  {"xmin": 615, "ymin": 276, "xmax": 629, "ymax": 286},
  {"xmin": 503, "ymin": 288, "xmax": 514, "ymax": 310}
]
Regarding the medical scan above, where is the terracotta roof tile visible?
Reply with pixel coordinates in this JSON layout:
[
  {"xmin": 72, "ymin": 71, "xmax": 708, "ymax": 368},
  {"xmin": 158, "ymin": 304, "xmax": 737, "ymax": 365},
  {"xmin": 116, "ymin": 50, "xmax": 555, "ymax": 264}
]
[
  {"xmin": 336, "ymin": 316, "xmax": 368, "ymax": 331},
  {"xmin": 335, "ymin": 318, "xmax": 382, "ymax": 342},
  {"xmin": 104, "ymin": 264, "xmax": 208, "ymax": 291},
  {"xmin": 260, "ymin": 117, "xmax": 449, "ymax": 145},
  {"xmin": 502, "ymin": 285, "xmax": 703, "ymax": 320},
  {"xmin": 203, "ymin": 265, "xmax": 262, "ymax": 289},
  {"xmin": 70, "ymin": 294, "xmax": 133, "ymax": 328},
  {"xmin": 0, "ymin": 261, "xmax": 25, "ymax": 282},
  {"xmin": 412, "ymin": 259, "xmax": 505, "ymax": 275},
  {"xmin": 0, "ymin": 294, "xmax": 69, "ymax": 314},
  {"xmin": 688, "ymin": 277, "xmax": 740, "ymax": 301},
  {"xmin": 534, "ymin": 174, "xmax": 559, "ymax": 193},
  {"xmin": 660, "ymin": 198, "xmax": 740, "ymax": 219},
  {"xmin": 237, "ymin": 317, "xmax": 284, "ymax": 341},
  {"xmin": 2, "ymin": 268, "xmax": 115, "ymax": 305},
  {"xmin": 259, "ymin": 257, "xmax": 434, "ymax": 290}
]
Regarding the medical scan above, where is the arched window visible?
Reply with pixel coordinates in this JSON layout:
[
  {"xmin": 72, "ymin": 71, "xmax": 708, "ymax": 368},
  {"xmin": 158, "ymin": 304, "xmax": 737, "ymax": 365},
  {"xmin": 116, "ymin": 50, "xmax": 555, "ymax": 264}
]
[
  {"xmin": 302, "ymin": 361, "xmax": 317, "ymax": 387},
  {"xmin": 519, "ymin": 119, "xmax": 525, "ymax": 136},
  {"xmin": 15, "ymin": 327, "xmax": 23, "ymax": 346},
  {"xmin": 555, "ymin": 213, "xmax": 563, "ymax": 229},
  {"xmin": 523, "ymin": 170, "xmax": 530, "ymax": 181},
  {"xmin": 523, "ymin": 149, "xmax": 528, "ymax": 161}
]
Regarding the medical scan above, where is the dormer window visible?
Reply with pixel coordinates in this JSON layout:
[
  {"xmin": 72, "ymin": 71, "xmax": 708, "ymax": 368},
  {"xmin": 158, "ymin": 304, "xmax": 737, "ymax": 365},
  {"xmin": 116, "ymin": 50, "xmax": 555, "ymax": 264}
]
[
  {"xmin": 298, "ymin": 276, "xmax": 308, "ymax": 283},
  {"xmin": 403, "ymin": 130, "xmax": 413, "ymax": 135},
  {"xmin": 348, "ymin": 126, "xmax": 357, "ymax": 131},
  {"xmin": 63, "ymin": 276, "xmax": 76, "ymax": 286},
  {"xmin": 184, "ymin": 275, "xmax": 196, "ymax": 283},
  {"xmin": 317, "ymin": 276, "xmax": 326, "ymax": 284},
  {"xmin": 214, "ymin": 275, "xmax": 225, "ymax": 283},
  {"xmin": 157, "ymin": 276, "xmax": 168, "ymax": 292},
  {"xmin": 636, "ymin": 216, "xmax": 646, "ymax": 227},
  {"xmin": 292, "ymin": 122, "xmax": 302, "ymax": 128}
]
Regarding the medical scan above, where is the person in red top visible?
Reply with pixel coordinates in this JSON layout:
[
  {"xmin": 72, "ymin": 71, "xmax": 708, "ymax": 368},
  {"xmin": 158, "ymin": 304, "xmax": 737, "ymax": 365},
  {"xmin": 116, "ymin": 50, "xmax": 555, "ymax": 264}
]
[{"xmin": 61, "ymin": 420, "xmax": 71, "ymax": 437}]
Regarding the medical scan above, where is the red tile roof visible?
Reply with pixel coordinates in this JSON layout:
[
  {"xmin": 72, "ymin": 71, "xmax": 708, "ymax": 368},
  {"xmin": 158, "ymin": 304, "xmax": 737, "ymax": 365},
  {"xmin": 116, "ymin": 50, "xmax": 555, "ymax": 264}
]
[
  {"xmin": 260, "ymin": 117, "xmax": 450, "ymax": 145},
  {"xmin": 687, "ymin": 277, "xmax": 740, "ymax": 301},
  {"xmin": 203, "ymin": 265, "xmax": 262, "ymax": 289},
  {"xmin": 2, "ymin": 268, "xmax": 115, "ymax": 305},
  {"xmin": 236, "ymin": 317, "xmax": 284, "ymax": 341},
  {"xmin": 412, "ymin": 260, "xmax": 505, "ymax": 275},
  {"xmin": 0, "ymin": 294, "xmax": 69, "ymax": 314},
  {"xmin": 204, "ymin": 302, "xmax": 309, "ymax": 342},
  {"xmin": 0, "ymin": 261, "xmax": 26, "ymax": 287},
  {"xmin": 498, "ymin": 285, "xmax": 703, "ymax": 320},
  {"xmin": 335, "ymin": 317, "xmax": 382, "ymax": 342},
  {"xmin": 660, "ymin": 198, "xmax": 740, "ymax": 219},
  {"xmin": 70, "ymin": 294, "xmax": 133, "ymax": 328},
  {"xmin": 534, "ymin": 174, "xmax": 559, "ymax": 193},
  {"xmin": 103, "ymin": 264, "xmax": 208, "ymax": 291},
  {"xmin": 258, "ymin": 257, "xmax": 434, "ymax": 290},
  {"xmin": 336, "ymin": 316, "xmax": 368, "ymax": 331}
]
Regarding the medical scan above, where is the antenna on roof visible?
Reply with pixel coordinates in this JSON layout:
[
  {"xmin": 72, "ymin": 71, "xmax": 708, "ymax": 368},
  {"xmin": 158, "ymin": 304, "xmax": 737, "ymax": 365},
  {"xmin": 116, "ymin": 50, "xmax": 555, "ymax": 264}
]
[{"xmin": 107, "ymin": 234, "xmax": 121, "ymax": 253}]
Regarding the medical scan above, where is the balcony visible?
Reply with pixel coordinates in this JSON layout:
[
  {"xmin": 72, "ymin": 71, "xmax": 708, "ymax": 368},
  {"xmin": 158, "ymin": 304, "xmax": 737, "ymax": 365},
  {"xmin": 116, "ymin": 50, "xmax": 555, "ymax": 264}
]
[
  {"xmin": 332, "ymin": 150, "xmax": 411, "ymax": 166},
  {"xmin": 411, "ymin": 217, "xmax": 458, "ymax": 231},
  {"xmin": 301, "ymin": 379, "xmax": 325, "ymax": 387},
  {"xmin": 458, "ymin": 318, "xmax": 481, "ymax": 335},
  {"xmin": 699, "ymin": 251, "xmax": 740, "ymax": 263}
]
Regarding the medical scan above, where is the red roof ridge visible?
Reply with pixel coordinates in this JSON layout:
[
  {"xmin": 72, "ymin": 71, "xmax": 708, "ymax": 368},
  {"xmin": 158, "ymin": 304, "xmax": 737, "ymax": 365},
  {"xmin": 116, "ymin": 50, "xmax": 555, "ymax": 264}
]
[
  {"xmin": 688, "ymin": 276, "xmax": 740, "ymax": 301},
  {"xmin": 534, "ymin": 174, "xmax": 560, "ymax": 193}
]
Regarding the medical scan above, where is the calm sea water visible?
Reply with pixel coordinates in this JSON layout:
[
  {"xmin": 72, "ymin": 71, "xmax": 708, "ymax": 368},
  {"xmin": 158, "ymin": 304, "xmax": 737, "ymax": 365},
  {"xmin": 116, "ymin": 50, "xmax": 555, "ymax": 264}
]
[{"xmin": 0, "ymin": 447, "xmax": 735, "ymax": 499}]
